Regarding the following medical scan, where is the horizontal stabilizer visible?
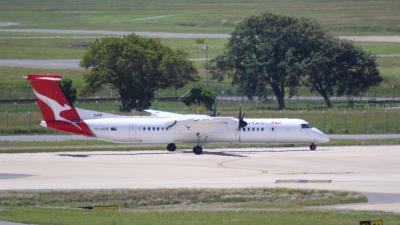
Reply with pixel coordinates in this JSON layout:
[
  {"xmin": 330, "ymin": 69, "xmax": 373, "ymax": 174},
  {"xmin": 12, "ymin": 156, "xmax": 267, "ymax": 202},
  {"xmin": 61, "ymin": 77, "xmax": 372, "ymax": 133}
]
[{"xmin": 76, "ymin": 108, "xmax": 130, "ymax": 120}]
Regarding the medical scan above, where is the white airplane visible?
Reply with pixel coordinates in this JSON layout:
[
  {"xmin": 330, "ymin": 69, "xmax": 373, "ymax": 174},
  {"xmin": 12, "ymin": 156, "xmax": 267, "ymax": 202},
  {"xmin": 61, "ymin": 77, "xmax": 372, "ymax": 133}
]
[{"xmin": 27, "ymin": 74, "xmax": 329, "ymax": 154}]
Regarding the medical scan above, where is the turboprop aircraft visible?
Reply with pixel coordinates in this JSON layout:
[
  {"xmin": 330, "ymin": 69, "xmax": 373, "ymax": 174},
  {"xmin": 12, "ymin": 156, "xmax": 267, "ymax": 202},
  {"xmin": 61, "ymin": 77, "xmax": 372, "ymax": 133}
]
[{"xmin": 27, "ymin": 74, "xmax": 329, "ymax": 155}]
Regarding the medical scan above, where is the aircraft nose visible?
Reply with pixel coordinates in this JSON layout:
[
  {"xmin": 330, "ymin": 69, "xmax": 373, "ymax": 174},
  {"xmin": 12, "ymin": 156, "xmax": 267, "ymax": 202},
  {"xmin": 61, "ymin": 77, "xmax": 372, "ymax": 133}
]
[{"xmin": 312, "ymin": 128, "xmax": 330, "ymax": 143}]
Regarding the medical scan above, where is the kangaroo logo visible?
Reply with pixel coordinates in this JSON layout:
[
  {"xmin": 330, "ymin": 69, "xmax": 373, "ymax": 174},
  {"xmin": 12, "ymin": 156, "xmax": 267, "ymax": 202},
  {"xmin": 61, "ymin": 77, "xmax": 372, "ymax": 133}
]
[{"xmin": 33, "ymin": 89, "xmax": 81, "ymax": 130}]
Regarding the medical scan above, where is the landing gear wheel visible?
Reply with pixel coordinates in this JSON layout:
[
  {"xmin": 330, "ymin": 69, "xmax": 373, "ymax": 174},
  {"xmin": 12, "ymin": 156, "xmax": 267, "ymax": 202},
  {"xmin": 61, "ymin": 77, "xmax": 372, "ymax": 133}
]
[
  {"xmin": 166, "ymin": 143, "xmax": 176, "ymax": 152},
  {"xmin": 193, "ymin": 145, "xmax": 203, "ymax": 155},
  {"xmin": 309, "ymin": 143, "xmax": 317, "ymax": 151}
]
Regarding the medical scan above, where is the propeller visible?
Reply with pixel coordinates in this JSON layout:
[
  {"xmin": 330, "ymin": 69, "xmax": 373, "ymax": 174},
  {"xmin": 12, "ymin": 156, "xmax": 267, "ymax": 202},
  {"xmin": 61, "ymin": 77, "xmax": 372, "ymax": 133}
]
[
  {"xmin": 236, "ymin": 106, "xmax": 248, "ymax": 143},
  {"xmin": 238, "ymin": 106, "xmax": 248, "ymax": 130}
]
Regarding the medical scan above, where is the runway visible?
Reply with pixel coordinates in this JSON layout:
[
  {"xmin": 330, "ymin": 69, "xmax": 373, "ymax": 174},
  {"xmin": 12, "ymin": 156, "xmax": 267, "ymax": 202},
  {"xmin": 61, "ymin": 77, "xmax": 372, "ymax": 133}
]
[{"xmin": 1, "ymin": 145, "xmax": 400, "ymax": 212}]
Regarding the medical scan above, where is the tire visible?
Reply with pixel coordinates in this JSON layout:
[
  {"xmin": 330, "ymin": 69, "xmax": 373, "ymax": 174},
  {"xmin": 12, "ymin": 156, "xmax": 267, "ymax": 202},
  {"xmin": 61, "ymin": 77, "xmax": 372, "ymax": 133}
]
[
  {"xmin": 166, "ymin": 143, "xmax": 176, "ymax": 152},
  {"xmin": 193, "ymin": 145, "xmax": 203, "ymax": 155},
  {"xmin": 309, "ymin": 144, "xmax": 317, "ymax": 151}
]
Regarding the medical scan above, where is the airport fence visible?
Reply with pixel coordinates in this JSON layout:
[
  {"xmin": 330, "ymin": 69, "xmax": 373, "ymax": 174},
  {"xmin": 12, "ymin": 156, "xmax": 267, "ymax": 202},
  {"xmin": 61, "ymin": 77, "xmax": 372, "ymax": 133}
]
[{"xmin": 1, "ymin": 100, "xmax": 400, "ymax": 135}]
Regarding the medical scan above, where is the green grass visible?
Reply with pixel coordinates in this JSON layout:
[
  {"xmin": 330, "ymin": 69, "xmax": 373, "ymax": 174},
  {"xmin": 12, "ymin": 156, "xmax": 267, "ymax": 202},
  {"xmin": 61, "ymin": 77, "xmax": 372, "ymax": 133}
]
[
  {"xmin": 0, "ymin": 57, "xmax": 400, "ymax": 99},
  {"xmin": 0, "ymin": 38, "xmax": 90, "ymax": 59},
  {"xmin": 0, "ymin": 35, "xmax": 227, "ymax": 59},
  {"xmin": 0, "ymin": 188, "xmax": 383, "ymax": 225},
  {"xmin": 356, "ymin": 43, "xmax": 400, "ymax": 55},
  {"xmin": 0, "ymin": 0, "xmax": 400, "ymax": 35},
  {"xmin": 0, "ymin": 188, "xmax": 366, "ymax": 208},
  {"xmin": 1, "ymin": 207, "xmax": 400, "ymax": 225}
]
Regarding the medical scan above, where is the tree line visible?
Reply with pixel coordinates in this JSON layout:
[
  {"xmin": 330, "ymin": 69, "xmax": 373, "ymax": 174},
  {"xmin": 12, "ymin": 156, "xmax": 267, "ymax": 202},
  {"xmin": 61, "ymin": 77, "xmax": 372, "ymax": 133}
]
[
  {"xmin": 72, "ymin": 13, "xmax": 382, "ymax": 111},
  {"xmin": 208, "ymin": 13, "xmax": 382, "ymax": 109}
]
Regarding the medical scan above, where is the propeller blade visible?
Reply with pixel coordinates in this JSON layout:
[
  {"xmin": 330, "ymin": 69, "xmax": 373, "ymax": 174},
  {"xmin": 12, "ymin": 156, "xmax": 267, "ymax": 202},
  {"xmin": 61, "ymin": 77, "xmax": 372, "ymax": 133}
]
[{"xmin": 237, "ymin": 105, "xmax": 248, "ymax": 129}]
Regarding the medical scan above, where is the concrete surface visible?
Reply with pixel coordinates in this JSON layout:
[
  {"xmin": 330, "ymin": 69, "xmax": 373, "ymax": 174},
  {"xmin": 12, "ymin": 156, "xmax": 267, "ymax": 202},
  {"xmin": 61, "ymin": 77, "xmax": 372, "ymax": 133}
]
[
  {"xmin": 1, "ymin": 29, "xmax": 400, "ymax": 43},
  {"xmin": 0, "ymin": 222, "xmax": 34, "ymax": 225},
  {"xmin": 1, "ymin": 145, "xmax": 400, "ymax": 212}
]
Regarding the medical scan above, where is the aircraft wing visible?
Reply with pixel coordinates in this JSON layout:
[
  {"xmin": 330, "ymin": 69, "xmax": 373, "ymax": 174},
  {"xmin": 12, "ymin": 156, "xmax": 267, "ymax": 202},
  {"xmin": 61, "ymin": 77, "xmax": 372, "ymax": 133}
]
[
  {"xmin": 144, "ymin": 109, "xmax": 212, "ymax": 120},
  {"xmin": 176, "ymin": 117, "xmax": 238, "ymax": 132},
  {"xmin": 144, "ymin": 109, "xmax": 183, "ymax": 117}
]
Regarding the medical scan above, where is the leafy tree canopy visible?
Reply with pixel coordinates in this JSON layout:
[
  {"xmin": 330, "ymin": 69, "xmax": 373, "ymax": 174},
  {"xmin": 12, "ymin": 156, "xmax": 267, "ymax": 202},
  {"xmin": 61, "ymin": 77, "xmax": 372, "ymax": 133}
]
[
  {"xmin": 303, "ymin": 39, "xmax": 382, "ymax": 107},
  {"xmin": 209, "ymin": 13, "xmax": 326, "ymax": 109},
  {"xmin": 209, "ymin": 13, "xmax": 382, "ymax": 109},
  {"xmin": 60, "ymin": 78, "xmax": 77, "ymax": 106},
  {"xmin": 81, "ymin": 34, "xmax": 198, "ymax": 111},
  {"xmin": 182, "ymin": 87, "xmax": 216, "ymax": 111}
]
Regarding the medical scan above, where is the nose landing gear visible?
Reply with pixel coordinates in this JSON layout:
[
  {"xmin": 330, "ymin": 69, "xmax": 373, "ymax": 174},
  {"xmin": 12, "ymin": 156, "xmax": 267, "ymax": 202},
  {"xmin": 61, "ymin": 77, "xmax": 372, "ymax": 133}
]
[{"xmin": 309, "ymin": 143, "xmax": 317, "ymax": 151}]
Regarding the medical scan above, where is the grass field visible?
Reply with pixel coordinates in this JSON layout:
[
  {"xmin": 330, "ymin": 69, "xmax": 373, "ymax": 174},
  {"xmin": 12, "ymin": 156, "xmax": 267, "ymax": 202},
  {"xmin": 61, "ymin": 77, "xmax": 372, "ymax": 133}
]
[
  {"xmin": 1, "ymin": 208, "xmax": 395, "ymax": 225},
  {"xmin": 2, "ymin": 208, "xmax": 400, "ymax": 225},
  {"xmin": 0, "ymin": 57, "xmax": 400, "ymax": 99},
  {"xmin": 0, "ymin": 0, "xmax": 400, "ymax": 101},
  {"xmin": 0, "ymin": 0, "xmax": 400, "ymax": 135},
  {"xmin": 1, "ymin": 0, "xmax": 400, "ymax": 35},
  {"xmin": 0, "ymin": 188, "xmax": 394, "ymax": 225},
  {"xmin": 0, "ymin": 189, "xmax": 397, "ymax": 225}
]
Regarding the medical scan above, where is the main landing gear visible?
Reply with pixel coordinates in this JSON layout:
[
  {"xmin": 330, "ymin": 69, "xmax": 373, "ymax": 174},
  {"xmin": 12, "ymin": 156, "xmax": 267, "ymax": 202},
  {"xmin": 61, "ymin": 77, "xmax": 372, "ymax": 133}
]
[
  {"xmin": 309, "ymin": 143, "xmax": 317, "ymax": 151},
  {"xmin": 166, "ymin": 143, "xmax": 203, "ymax": 155},
  {"xmin": 192, "ymin": 133, "xmax": 207, "ymax": 155},
  {"xmin": 192, "ymin": 145, "xmax": 203, "ymax": 155},
  {"xmin": 166, "ymin": 143, "xmax": 176, "ymax": 152}
]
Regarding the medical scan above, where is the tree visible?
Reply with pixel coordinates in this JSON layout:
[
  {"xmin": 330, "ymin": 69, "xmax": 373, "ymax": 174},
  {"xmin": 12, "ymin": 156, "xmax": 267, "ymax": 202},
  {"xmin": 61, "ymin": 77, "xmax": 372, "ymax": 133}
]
[
  {"xmin": 60, "ymin": 78, "xmax": 77, "ymax": 105},
  {"xmin": 81, "ymin": 34, "xmax": 198, "ymax": 111},
  {"xmin": 209, "ymin": 13, "xmax": 326, "ymax": 109},
  {"xmin": 303, "ymin": 39, "xmax": 382, "ymax": 107},
  {"xmin": 182, "ymin": 87, "xmax": 216, "ymax": 111}
]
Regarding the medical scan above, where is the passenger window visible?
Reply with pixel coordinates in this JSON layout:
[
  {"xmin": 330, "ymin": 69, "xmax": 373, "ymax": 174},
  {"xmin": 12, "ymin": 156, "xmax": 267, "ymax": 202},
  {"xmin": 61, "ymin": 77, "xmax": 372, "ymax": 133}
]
[
  {"xmin": 261, "ymin": 128, "xmax": 264, "ymax": 131},
  {"xmin": 242, "ymin": 128, "xmax": 246, "ymax": 132},
  {"xmin": 111, "ymin": 127, "xmax": 117, "ymax": 131},
  {"xmin": 147, "ymin": 127, "xmax": 150, "ymax": 131},
  {"xmin": 256, "ymin": 128, "xmax": 259, "ymax": 131},
  {"xmin": 272, "ymin": 127, "xmax": 275, "ymax": 131},
  {"xmin": 247, "ymin": 128, "xmax": 250, "ymax": 131},
  {"xmin": 301, "ymin": 124, "xmax": 313, "ymax": 129},
  {"xmin": 143, "ymin": 127, "xmax": 145, "ymax": 131},
  {"xmin": 252, "ymin": 128, "xmax": 255, "ymax": 131},
  {"xmin": 157, "ymin": 127, "xmax": 159, "ymax": 131},
  {"xmin": 152, "ymin": 127, "xmax": 155, "ymax": 131}
]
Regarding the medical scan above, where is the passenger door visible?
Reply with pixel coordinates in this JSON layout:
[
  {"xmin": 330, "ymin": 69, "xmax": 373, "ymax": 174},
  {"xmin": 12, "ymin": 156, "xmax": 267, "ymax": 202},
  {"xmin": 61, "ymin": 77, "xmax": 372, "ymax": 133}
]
[{"xmin": 129, "ymin": 124, "xmax": 136, "ymax": 140}]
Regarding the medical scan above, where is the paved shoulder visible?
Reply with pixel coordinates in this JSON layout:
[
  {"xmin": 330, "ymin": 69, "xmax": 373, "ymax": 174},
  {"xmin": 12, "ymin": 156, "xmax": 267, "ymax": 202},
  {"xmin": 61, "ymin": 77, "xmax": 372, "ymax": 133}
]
[
  {"xmin": 0, "ymin": 221, "xmax": 35, "ymax": 225},
  {"xmin": 0, "ymin": 135, "xmax": 94, "ymax": 142}
]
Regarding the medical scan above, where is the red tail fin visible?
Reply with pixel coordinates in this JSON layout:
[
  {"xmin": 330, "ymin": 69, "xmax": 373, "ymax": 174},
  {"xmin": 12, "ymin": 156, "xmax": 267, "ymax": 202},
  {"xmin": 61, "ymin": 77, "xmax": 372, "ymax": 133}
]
[{"xmin": 26, "ymin": 74, "xmax": 93, "ymax": 136}]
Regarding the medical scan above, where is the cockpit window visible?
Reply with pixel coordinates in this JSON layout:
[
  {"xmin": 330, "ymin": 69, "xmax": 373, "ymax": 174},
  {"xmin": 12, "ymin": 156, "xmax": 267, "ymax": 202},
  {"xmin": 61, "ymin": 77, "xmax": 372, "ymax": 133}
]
[{"xmin": 301, "ymin": 124, "xmax": 313, "ymax": 129}]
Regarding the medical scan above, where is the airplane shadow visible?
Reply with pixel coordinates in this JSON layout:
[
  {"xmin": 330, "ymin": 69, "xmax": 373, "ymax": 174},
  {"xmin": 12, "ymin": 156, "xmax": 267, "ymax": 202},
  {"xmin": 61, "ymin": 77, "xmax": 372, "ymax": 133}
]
[
  {"xmin": 58, "ymin": 148, "xmax": 331, "ymax": 158},
  {"xmin": 216, "ymin": 148, "xmax": 332, "ymax": 154}
]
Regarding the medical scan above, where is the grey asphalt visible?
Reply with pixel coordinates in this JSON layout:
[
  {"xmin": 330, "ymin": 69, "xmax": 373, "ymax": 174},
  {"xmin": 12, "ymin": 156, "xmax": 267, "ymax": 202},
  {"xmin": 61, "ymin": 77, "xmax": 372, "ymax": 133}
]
[
  {"xmin": 0, "ymin": 59, "xmax": 206, "ymax": 69},
  {"xmin": 0, "ymin": 134, "xmax": 399, "ymax": 142},
  {"xmin": 0, "ymin": 29, "xmax": 231, "ymax": 39},
  {"xmin": 0, "ymin": 173, "xmax": 33, "ymax": 180},
  {"xmin": 0, "ymin": 222, "xmax": 34, "ymax": 225},
  {"xmin": 0, "ymin": 59, "xmax": 81, "ymax": 69},
  {"xmin": 1, "ymin": 28, "xmax": 400, "ymax": 43}
]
